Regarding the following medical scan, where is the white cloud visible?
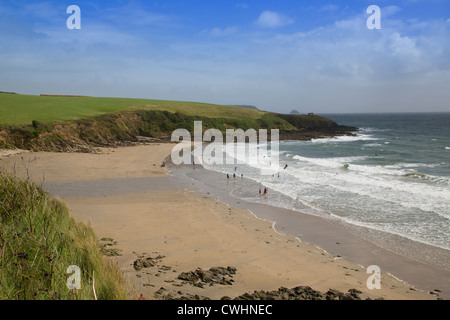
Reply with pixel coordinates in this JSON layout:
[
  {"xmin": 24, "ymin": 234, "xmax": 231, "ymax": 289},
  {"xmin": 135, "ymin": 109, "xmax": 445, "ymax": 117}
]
[
  {"xmin": 256, "ymin": 11, "xmax": 294, "ymax": 28},
  {"xmin": 383, "ymin": 5, "xmax": 402, "ymax": 17},
  {"xmin": 253, "ymin": 12, "xmax": 450, "ymax": 84},
  {"xmin": 208, "ymin": 26, "xmax": 238, "ymax": 37},
  {"xmin": 389, "ymin": 33, "xmax": 420, "ymax": 58}
]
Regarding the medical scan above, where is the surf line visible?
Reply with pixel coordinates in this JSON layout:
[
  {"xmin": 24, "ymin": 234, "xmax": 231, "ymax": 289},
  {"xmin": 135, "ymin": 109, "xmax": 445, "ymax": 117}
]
[{"xmin": 170, "ymin": 121, "xmax": 280, "ymax": 176}]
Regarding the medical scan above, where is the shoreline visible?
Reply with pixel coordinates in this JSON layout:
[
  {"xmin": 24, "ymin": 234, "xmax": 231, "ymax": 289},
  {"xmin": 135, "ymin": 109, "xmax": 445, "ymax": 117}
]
[
  {"xmin": 170, "ymin": 161, "xmax": 450, "ymax": 299},
  {"xmin": 0, "ymin": 145, "xmax": 446, "ymax": 300}
]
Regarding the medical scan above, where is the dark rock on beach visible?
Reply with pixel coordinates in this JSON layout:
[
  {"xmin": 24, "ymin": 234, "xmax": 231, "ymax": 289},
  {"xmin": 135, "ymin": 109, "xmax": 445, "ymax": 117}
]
[
  {"xmin": 230, "ymin": 286, "xmax": 324, "ymax": 300},
  {"xmin": 177, "ymin": 266, "xmax": 237, "ymax": 287},
  {"xmin": 133, "ymin": 255, "xmax": 165, "ymax": 271},
  {"xmin": 220, "ymin": 286, "xmax": 370, "ymax": 301}
]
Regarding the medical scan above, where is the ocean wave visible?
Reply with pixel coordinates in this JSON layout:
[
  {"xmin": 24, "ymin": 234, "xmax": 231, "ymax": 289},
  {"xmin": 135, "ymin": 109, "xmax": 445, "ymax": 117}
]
[
  {"xmin": 311, "ymin": 134, "xmax": 379, "ymax": 144},
  {"xmin": 290, "ymin": 156, "xmax": 408, "ymax": 176},
  {"xmin": 363, "ymin": 143, "xmax": 383, "ymax": 147},
  {"xmin": 248, "ymin": 171, "xmax": 450, "ymax": 250},
  {"xmin": 386, "ymin": 163, "xmax": 441, "ymax": 169},
  {"xmin": 285, "ymin": 153, "xmax": 294, "ymax": 158},
  {"xmin": 446, "ymin": 147, "xmax": 450, "ymax": 150},
  {"xmin": 283, "ymin": 163, "xmax": 450, "ymax": 205},
  {"xmin": 403, "ymin": 172, "xmax": 427, "ymax": 179},
  {"xmin": 359, "ymin": 127, "xmax": 392, "ymax": 133},
  {"xmin": 328, "ymin": 214, "xmax": 450, "ymax": 251},
  {"xmin": 202, "ymin": 158, "xmax": 450, "ymax": 252},
  {"xmin": 403, "ymin": 172, "xmax": 450, "ymax": 187},
  {"xmin": 292, "ymin": 155, "xmax": 369, "ymax": 169}
]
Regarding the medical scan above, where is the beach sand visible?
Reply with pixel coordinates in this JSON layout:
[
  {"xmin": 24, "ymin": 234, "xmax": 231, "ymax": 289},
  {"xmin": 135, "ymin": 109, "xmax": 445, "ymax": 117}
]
[{"xmin": 0, "ymin": 145, "xmax": 438, "ymax": 300}]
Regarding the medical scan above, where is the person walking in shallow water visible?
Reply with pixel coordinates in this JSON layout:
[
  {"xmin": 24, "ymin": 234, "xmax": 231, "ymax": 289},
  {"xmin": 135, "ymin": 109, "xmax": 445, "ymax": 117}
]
[{"xmin": 259, "ymin": 187, "xmax": 262, "ymax": 196}]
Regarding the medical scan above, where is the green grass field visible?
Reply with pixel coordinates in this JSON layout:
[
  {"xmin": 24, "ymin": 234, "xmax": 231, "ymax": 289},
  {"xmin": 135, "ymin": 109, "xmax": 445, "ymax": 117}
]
[{"xmin": 0, "ymin": 94, "xmax": 266, "ymax": 126}]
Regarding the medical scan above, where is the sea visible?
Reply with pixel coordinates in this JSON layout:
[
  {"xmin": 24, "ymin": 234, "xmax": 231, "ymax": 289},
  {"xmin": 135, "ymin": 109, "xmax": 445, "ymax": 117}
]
[{"xmin": 195, "ymin": 112, "xmax": 450, "ymax": 271}]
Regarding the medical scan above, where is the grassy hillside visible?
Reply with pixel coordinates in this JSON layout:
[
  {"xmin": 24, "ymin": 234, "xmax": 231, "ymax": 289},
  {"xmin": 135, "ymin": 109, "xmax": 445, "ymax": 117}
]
[
  {"xmin": 0, "ymin": 174, "xmax": 129, "ymax": 300},
  {"xmin": 0, "ymin": 93, "xmax": 356, "ymax": 151},
  {"xmin": 0, "ymin": 94, "xmax": 267, "ymax": 126}
]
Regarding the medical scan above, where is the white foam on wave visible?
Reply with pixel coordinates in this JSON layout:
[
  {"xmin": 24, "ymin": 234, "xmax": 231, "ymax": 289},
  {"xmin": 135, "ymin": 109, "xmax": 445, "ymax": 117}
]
[
  {"xmin": 204, "ymin": 156, "xmax": 450, "ymax": 250},
  {"xmin": 292, "ymin": 155, "xmax": 369, "ymax": 169},
  {"xmin": 386, "ymin": 163, "xmax": 442, "ymax": 169},
  {"xmin": 291, "ymin": 155, "xmax": 449, "ymax": 183},
  {"xmin": 282, "ymin": 159, "xmax": 450, "ymax": 218},
  {"xmin": 242, "ymin": 164, "xmax": 450, "ymax": 250},
  {"xmin": 363, "ymin": 143, "xmax": 383, "ymax": 147},
  {"xmin": 327, "ymin": 213, "xmax": 450, "ymax": 251},
  {"xmin": 311, "ymin": 134, "xmax": 379, "ymax": 144},
  {"xmin": 359, "ymin": 127, "xmax": 392, "ymax": 133}
]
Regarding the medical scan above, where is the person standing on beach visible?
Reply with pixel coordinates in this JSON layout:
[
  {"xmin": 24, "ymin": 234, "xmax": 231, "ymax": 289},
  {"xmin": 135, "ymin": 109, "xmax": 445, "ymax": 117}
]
[{"xmin": 259, "ymin": 187, "xmax": 262, "ymax": 196}]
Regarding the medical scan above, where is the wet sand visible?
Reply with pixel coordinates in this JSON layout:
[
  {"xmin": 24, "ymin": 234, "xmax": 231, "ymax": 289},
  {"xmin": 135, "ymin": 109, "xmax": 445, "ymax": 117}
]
[{"xmin": 0, "ymin": 145, "xmax": 446, "ymax": 300}]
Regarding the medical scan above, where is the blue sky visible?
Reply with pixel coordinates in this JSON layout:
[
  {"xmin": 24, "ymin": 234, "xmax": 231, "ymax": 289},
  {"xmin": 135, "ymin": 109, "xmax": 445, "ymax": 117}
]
[{"xmin": 1, "ymin": 0, "xmax": 449, "ymax": 113}]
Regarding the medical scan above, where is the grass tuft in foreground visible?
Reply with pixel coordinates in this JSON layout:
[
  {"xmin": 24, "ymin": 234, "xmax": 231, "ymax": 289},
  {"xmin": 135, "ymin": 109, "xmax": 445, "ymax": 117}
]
[{"xmin": 0, "ymin": 174, "xmax": 129, "ymax": 300}]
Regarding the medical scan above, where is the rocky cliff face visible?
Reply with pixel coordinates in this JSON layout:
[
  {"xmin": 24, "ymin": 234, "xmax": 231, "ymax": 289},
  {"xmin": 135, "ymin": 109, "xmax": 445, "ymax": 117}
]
[{"xmin": 0, "ymin": 111, "xmax": 357, "ymax": 152}]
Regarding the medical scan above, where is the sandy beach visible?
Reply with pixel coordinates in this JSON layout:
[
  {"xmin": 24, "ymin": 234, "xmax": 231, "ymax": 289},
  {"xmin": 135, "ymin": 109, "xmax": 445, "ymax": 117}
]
[{"xmin": 0, "ymin": 144, "xmax": 443, "ymax": 300}]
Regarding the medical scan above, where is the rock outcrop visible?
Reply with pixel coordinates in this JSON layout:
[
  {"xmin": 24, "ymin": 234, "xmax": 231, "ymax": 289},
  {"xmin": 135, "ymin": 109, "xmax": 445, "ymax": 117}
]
[{"xmin": 177, "ymin": 267, "xmax": 237, "ymax": 288}]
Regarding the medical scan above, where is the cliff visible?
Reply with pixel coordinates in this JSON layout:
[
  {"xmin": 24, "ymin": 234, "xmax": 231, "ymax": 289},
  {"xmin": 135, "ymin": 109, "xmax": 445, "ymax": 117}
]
[{"xmin": 0, "ymin": 110, "xmax": 357, "ymax": 152}]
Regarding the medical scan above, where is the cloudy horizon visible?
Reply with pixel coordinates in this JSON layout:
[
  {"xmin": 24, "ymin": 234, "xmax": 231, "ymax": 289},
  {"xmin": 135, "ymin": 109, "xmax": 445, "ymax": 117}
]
[{"xmin": 1, "ymin": 0, "xmax": 449, "ymax": 114}]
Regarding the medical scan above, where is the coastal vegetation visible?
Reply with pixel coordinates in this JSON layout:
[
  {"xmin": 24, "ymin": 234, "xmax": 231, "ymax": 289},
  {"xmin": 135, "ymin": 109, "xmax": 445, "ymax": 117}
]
[
  {"xmin": 0, "ymin": 173, "xmax": 129, "ymax": 300},
  {"xmin": 0, "ymin": 94, "xmax": 356, "ymax": 152}
]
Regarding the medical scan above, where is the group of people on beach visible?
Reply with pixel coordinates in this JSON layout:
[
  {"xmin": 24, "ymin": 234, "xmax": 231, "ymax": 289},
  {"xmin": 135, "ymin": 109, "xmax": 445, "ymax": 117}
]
[
  {"xmin": 226, "ymin": 170, "xmax": 243, "ymax": 180},
  {"xmin": 259, "ymin": 186, "xmax": 269, "ymax": 196},
  {"xmin": 224, "ymin": 164, "xmax": 290, "ymax": 198},
  {"xmin": 227, "ymin": 167, "xmax": 244, "ymax": 181}
]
